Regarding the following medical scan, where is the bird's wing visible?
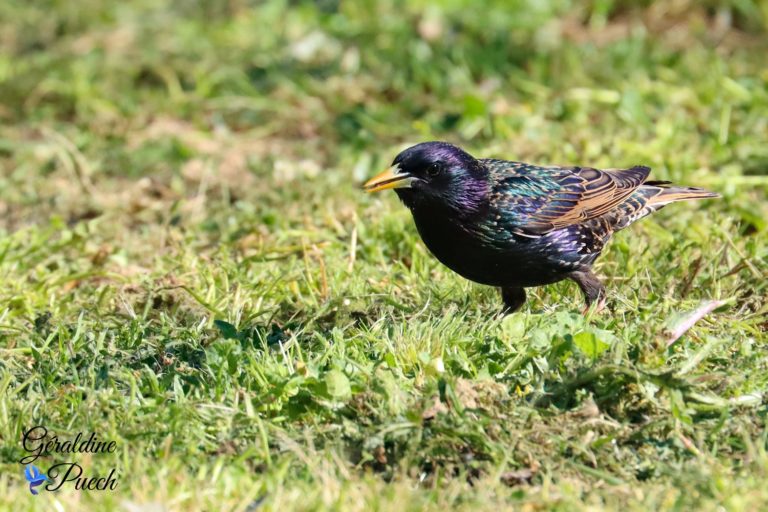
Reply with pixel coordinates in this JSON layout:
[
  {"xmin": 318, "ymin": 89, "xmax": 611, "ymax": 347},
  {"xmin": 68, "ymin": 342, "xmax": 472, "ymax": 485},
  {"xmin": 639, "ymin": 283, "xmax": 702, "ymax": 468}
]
[{"xmin": 486, "ymin": 161, "xmax": 651, "ymax": 237}]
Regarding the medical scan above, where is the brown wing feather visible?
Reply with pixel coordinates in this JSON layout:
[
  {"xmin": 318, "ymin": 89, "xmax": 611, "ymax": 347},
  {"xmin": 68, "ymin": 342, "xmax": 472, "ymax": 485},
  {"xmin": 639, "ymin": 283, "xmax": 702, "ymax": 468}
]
[{"xmin": 520, "ymin": 165, "xmax": 651, "ymax": 235}]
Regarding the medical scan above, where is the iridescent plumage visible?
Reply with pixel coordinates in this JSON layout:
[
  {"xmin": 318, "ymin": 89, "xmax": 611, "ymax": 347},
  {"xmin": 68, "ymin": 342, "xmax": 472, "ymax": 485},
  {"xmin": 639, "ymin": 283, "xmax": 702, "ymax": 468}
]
[{"xmin": 364, "ymin": 142, "xmax": 718, "ymax": 312}]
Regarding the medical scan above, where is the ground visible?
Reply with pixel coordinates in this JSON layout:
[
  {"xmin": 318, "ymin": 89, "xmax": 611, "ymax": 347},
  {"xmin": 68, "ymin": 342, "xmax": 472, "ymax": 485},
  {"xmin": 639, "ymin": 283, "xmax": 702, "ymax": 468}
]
[{"xmin": 1, "ymin": 1, "xmax": 767, "ymax": 510}]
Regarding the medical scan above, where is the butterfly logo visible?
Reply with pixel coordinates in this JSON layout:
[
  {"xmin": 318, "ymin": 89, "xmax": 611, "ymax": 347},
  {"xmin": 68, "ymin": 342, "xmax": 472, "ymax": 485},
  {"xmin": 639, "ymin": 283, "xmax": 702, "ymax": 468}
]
[{"xmin": 24, "ymin": 465, "xmax": 48, "ymax": 495}]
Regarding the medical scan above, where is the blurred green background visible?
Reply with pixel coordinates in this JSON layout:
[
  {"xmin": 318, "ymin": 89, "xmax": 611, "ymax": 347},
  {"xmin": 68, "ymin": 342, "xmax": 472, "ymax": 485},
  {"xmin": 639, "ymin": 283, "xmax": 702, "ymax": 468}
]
[{"xmin": 1, "ymin": 1, "xmax": 767, "ymax": 510}]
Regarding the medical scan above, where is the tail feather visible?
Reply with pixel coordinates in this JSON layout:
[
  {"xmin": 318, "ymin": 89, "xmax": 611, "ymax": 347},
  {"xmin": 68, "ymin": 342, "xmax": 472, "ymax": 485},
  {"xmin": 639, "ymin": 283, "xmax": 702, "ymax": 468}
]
[
  {"xmin": 609, "ymin": 182, "xmax": 719, "ymax": 231},
  {"xmin": 645, "ymin": 184, "xmax": 720, "ymax": 207}
]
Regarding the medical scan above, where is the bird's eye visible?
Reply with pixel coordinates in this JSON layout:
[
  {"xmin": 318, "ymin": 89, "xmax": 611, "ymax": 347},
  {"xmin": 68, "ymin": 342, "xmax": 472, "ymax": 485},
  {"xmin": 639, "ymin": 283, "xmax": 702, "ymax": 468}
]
[{"xmin": 426, "ymin": 163, "xmax": 442, "ymax": 177}]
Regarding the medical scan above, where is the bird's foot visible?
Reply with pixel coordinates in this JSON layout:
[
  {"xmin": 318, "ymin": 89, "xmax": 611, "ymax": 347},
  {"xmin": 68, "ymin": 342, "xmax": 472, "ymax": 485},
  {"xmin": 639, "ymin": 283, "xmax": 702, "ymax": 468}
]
[
  {"xmin": 569, "ymin": 269, "xmax": 607, "ymax": 317},
  {"xmin": 581, "ymin": 295, "xmax": 607, "ymax": 316},
  {"xmin": 500, "ymin": 286, "xmax": 526, "ymax": 314}
]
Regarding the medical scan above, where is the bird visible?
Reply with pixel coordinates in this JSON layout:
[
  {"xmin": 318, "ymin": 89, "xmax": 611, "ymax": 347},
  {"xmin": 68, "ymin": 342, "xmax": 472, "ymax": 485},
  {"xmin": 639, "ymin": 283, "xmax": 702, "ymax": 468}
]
[{"xmin": 363, "ymin": 141, "xmax": 718, "ymax": 313}]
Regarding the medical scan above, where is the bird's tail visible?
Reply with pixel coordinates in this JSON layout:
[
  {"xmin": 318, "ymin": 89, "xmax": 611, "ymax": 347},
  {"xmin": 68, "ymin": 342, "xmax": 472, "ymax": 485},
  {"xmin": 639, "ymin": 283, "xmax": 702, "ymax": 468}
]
[
  {"xmin": 643, "ymin": 181, "xmax": 720, "ymax": 207},
  {"xmin": 610, "ymin": 181, "xmax": 719, "ymax": 231}
]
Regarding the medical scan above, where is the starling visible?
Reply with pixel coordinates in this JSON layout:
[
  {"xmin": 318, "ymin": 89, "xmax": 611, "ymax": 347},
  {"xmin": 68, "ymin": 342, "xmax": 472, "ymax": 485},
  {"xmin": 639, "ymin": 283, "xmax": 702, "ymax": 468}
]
[{"xmin": 364, "ymin": 142, "xmax": 718, "ymax": 313}]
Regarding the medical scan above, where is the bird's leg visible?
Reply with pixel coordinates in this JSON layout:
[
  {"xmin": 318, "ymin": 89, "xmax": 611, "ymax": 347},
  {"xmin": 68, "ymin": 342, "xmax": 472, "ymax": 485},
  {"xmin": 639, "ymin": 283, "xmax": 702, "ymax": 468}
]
[
  {"xmin": 500, "ymin": 286, "xmax": 526, "ymax": 314},
  {"xmin": 569, "ymin": 270, "xmax": 606, "ymax": 314}
]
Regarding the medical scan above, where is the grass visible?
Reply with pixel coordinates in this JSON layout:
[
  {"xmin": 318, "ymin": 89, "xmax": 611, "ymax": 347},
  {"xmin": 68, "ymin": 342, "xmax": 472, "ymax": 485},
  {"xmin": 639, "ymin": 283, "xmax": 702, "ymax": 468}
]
[{"xmin": 1, "ymin": 0, "xmax": 767, "ymax": 510}]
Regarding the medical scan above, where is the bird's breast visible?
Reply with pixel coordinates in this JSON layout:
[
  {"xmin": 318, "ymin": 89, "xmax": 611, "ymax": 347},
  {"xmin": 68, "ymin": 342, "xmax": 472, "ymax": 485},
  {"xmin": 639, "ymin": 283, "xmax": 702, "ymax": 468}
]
[{"xmin": 409, "ymin": 207, "xmax": 573, "ymax": 287}]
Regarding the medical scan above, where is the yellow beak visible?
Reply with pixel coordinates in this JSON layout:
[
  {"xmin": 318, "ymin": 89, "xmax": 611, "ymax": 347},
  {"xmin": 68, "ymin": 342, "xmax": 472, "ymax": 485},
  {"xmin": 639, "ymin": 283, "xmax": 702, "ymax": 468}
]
[{"xmin": 363, "ymin": 165, "xmax": 417, "ymax": 193}]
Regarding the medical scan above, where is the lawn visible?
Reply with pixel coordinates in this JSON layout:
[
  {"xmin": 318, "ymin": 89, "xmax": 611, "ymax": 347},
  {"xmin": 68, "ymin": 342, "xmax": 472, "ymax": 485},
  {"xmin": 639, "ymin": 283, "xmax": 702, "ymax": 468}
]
[{"xmin": 1, "ymin": 0, "xmax": 767, "ymax": 510}]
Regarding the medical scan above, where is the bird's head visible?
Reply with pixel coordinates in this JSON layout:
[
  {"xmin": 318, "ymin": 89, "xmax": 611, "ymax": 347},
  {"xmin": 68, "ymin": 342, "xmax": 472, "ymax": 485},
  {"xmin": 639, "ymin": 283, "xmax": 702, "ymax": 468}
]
[{"xmin": 364, "ymin": 142, "xmax": 489, "ymax": 214}]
